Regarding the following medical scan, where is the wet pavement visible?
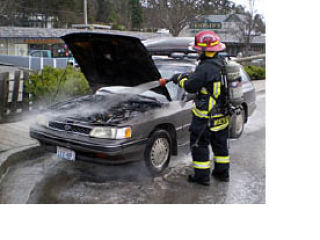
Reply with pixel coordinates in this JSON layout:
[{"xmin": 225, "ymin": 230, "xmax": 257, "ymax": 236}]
[{"xmin": 0, "ymin": 90, "xmax": 265, "ymax": 204}]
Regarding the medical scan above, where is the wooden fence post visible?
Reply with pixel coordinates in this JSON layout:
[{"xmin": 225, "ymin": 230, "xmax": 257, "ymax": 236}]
[
  {"xmin": 22, "ymin": 71, "xmax": 30, "ymax": 112},
  {"xmin": 11, "ymin": 71, "xmax": 21, "ymax": 114},
  {"xmin": 0, "ymin": 72, "xmax": 9, "ymax": 122}
]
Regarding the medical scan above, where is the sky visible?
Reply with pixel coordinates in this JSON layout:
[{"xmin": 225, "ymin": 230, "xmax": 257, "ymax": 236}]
[{"xmin": 232, "ymin": 0, "xmax": 264, "ymax": 16}]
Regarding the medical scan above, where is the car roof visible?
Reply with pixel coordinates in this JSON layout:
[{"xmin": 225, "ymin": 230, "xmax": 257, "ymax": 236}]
[
  {"xmin": 144, "ymin": 37, "xmax": 195, "ymax": 54},
  {"xmin": 153, "ymin": 57, "xmax": 197, "ymax": 67}
]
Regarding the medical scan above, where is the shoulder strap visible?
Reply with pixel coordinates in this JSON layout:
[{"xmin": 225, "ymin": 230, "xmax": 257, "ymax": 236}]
[{"xmin": 207, "ymin": 58, "xmax": 225, "ymax": 68}]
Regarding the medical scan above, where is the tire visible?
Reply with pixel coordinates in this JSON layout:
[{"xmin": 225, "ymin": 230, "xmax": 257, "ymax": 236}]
[
  {"xmin": 229, "ymin": 109, "xmax": 245, "ymax": 139},
  {"xmin": 144, "ymin": 130, "xmax": 172, "ymax": 175}
]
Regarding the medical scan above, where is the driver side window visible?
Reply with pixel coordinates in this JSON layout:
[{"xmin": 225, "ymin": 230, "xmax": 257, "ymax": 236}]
[{"xmin": 31, "ymin": 51, "xmax": 42, "ymax": 57}]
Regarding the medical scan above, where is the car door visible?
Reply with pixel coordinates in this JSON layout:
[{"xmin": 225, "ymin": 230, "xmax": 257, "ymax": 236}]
[
  {"xmin": 165, "ymin": 82, "xmax": 184, "ymax": 144},
  {"xmin": 240, "ymin": 67, "xmax": 256, "ymax": 105},
  {"xmin": 177, "ymin": 87, "xmax": 193, "ymax": 147}
]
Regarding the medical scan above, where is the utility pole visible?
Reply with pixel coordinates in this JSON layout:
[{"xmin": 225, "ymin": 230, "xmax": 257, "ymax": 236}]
[{"xmin": 83, "ymin": 0, "xmax": 88, "ymax": 26}]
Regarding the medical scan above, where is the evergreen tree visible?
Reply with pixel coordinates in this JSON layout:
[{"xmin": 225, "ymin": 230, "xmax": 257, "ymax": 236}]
[{"xmin": 129, "ymin": 0, "xmax": 143, "ymax": 30}]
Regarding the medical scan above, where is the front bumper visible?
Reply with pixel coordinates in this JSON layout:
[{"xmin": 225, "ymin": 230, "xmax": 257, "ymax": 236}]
[{"xmin": 30, "ymin": 127, "xmax": 148, "ymax": 164}]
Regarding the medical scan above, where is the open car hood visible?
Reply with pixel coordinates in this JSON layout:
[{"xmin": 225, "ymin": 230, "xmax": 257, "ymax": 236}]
[{"xmin": 61, "ymin": 33, "xmax": 170, "ymax": 99}]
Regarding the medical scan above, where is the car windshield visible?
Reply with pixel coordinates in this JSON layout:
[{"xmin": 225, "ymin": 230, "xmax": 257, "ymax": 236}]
[
  {"xmin": 156, "ymin": 64, "xmax": 193, "ymax": 79},
  {"xmin": 156, "ymin": 64, "xmax": 195, "ymax": 100}
]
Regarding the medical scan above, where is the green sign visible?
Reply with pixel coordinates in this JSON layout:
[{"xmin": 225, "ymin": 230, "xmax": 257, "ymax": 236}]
[{"xmin": 190, "ymin": 22, "xmax": 222, "ymax": 30}]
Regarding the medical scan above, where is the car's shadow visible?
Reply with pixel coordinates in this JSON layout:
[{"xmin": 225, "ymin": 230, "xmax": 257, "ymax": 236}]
[{"xmin": 72, "ymin": 159, "xmax": 152, "ymax": 183}]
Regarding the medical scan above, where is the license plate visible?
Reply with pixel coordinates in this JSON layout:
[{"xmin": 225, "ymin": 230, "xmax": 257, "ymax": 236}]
[{"xmin": 57, "ymin": 146, "xmax": 76, "ymax": 161}]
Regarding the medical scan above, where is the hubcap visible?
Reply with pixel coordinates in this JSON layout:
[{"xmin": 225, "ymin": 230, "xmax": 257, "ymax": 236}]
[{"xmin": 150, "ymin": 138, "xmax": 169, "ymax": 169}]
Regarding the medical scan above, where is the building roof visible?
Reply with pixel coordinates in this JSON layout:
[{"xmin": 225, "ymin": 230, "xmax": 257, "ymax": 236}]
[
  {"xmin": 201, "ymin": 15, "xmax": 228, "ymax": 22},
  {"xmin": 196, "ymin": 14, "xmax": 246, "ymax": 23},
  {"xmin": 0, "ymin": 27, "xmax": 162, "ymax": 40}
]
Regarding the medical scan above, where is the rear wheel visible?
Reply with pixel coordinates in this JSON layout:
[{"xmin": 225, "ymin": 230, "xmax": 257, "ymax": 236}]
[
  {"xmin": 229, "ymin": 109, "xmax": 245, "ymax": 139},
  {"xmin": 144, "ymin": 130, "xmax": 171, "ymax": 175}
]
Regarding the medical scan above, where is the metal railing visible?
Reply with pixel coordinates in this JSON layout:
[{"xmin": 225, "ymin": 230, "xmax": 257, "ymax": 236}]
[{"xmin": 0, "ymin": 55, "xmax": 71, "ymax": 71}]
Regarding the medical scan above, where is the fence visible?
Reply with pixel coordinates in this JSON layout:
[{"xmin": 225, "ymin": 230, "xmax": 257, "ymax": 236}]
[
  {"xmin": 0, "ymin": 55, "xmax": 72, "ymax": 71},
  {"xmin": 0, "ymin": 71, "xmax": 31, "ymax": 123}
]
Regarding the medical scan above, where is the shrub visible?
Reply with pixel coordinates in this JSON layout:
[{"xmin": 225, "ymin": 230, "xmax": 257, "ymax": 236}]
[
  {"xmin": 111, "ymin": 23, "xmax": 126, "ymax": 31},
  {"xmin": 24, "ymin": 66, "xmax": 91, "ymax": 107},
  {"xmin": 244, "ymin": 65, "xmax": 266, "ymax": 80}
]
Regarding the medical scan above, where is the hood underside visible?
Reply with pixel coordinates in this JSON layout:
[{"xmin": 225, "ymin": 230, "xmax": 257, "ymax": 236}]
[{"xmin": 61, "ymin": 32, "xmax": 163, "ymax": 91}]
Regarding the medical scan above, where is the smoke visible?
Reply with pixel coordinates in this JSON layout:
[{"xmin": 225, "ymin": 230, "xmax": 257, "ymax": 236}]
[
  {"xmin": 20, "ymin": 79, "xmax": 192, "ymax": 133},
  {"xmin": 35, "ymin": 80, "xmax": 164, "ymax": 122},
  {"xmin": 117, "ymin": 81, "xmax": 161, "ymax": 95}
]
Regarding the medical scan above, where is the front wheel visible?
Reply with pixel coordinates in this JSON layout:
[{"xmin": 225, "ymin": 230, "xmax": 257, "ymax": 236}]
[{"xmin": 144, "ymin": 130, "xmax": 171, "ymax": 175}]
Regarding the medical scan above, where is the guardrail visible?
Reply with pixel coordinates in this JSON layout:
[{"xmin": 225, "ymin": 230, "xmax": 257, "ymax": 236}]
[{"xmin": 0, "ymin": 71, "xmax": 31, "ymax": 123}]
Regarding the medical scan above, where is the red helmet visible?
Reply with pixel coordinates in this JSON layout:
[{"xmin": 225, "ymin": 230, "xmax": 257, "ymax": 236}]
[{"xmin": 193, "ymin": 30, "xmax": 225, "ymax": 52}]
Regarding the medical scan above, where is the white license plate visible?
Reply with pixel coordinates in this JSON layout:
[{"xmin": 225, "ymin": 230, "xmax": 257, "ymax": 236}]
[{"xmin": 57, "ymin": 146, "xmax": 76, "ymax": 161}]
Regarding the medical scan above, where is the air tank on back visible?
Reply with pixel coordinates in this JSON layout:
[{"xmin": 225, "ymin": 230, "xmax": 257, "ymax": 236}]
[{"xmin": 225, "ymin": 60, "xmax": 243, "ymax": 106}]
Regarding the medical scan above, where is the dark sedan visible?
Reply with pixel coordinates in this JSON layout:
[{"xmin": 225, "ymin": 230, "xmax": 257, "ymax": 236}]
[{"xmin": 30, "ymin": 33, "xmax": 197, "ymax": 175}]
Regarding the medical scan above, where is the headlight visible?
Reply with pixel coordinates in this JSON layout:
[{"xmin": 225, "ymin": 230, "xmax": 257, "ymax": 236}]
[
  {"xmin": 36, "ymin": 115, "xmax": 49, "ymax": 127},
  {"xmin": 89, "ymin": 127, "xmax": 132, "ymax": 139}
]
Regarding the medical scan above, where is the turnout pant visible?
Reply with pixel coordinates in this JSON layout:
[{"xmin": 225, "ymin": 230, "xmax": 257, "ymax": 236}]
[{"xmin": 189, "ymin": 116, "xmax": 230, "ymax": 179}]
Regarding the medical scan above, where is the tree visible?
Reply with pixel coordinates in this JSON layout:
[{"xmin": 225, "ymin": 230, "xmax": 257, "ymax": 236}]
[
  {"xmin": 234, "ymin": 0, "xmax": 265, "ymax": 56},
  {"xmin": 0, "ymin": 0, "xmax": 83, "ymax": 27},
  {"xmin": 143, "ymin": 0, "xmax": 237, "ymax": 36},
  {"xmin": 88, "ymin": 0, "xmax": 119, "ymax": 24},
  {"xmin": 129, "ymin": 0, "xmax": 143, "ymax": 30},
  {"xmin": 145, "ymin": 0, "xmax": 199, "ymax": 36},
  {"xmin": 200, "ymin": 0, "xmax": 234, "ymax": 15},
  {"xmin": 0, "ymin": 0, "xmax": 23, "ymax": 26}
]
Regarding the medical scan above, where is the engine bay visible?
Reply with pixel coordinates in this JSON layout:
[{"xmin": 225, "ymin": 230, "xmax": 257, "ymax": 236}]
[{"xmin": 48, "ymin": 93, "xmax": 163, "ymax": 126}]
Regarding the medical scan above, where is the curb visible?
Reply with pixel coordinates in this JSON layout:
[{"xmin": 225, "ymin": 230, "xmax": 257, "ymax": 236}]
[{"xmin": 0, "ymin": 144, "xmax": 43, "ymax": 179}]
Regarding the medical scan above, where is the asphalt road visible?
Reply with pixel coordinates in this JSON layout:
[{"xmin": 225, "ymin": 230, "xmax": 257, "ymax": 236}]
[{"xmin": 0, "ymin": 89, "xmax": 265, "ymax": 204}]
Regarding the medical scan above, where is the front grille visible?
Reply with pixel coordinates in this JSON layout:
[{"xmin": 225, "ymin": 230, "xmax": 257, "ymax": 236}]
[{"xmin": 48, "ymin": 121, "xmax": 91, "ymax": 135}]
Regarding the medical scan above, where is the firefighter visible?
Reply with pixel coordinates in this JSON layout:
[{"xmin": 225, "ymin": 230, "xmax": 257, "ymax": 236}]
[{"xmin": 170, "ymin": 30, "xmax": 230, "ymax": 185}]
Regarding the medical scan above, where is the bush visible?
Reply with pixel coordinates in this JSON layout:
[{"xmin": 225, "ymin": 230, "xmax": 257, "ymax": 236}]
[
  {"xmin": 25, "ymin": 66, "xmax": 91, "ymax": 107},
  {"xmin": 111, "ymin": 23, "xmax": 126, "ymax": 31},
  {"xmin": 244, "ymin": 65, "xmax": 266, "ymax": 80}
]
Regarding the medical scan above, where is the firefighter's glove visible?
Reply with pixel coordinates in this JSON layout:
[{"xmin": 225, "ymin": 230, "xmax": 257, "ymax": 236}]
[
  {"xmin": 169, "ymin": 73, "xmax": 182, "ymax": 84},
  {"xmin": 170, "ymin": 73, "xmax": 189, "ymax": 87}
]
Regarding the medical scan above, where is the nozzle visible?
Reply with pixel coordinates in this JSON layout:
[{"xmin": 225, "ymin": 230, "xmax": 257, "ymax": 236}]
[{"xmin": 159, "ymin": 78, "xmax": 169, "ymax": 87}]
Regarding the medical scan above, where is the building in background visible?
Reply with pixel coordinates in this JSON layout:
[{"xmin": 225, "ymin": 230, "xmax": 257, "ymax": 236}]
[
  {"xmin": 0, "ymin": 27, "xmax": 161, "ymax": 57},
  {"xmin": 180, "ymin": 14, "xmax": 265, "ymax": 56}
]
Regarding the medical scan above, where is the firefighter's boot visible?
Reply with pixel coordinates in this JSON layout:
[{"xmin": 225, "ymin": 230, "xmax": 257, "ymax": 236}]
[
  {"xmin": 212, "ymin": 162, "xmax": 230, "ymax": 182},
  {"xmin": 188, "ymin": 174, "xmax": 210, "ymax": 186}
]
